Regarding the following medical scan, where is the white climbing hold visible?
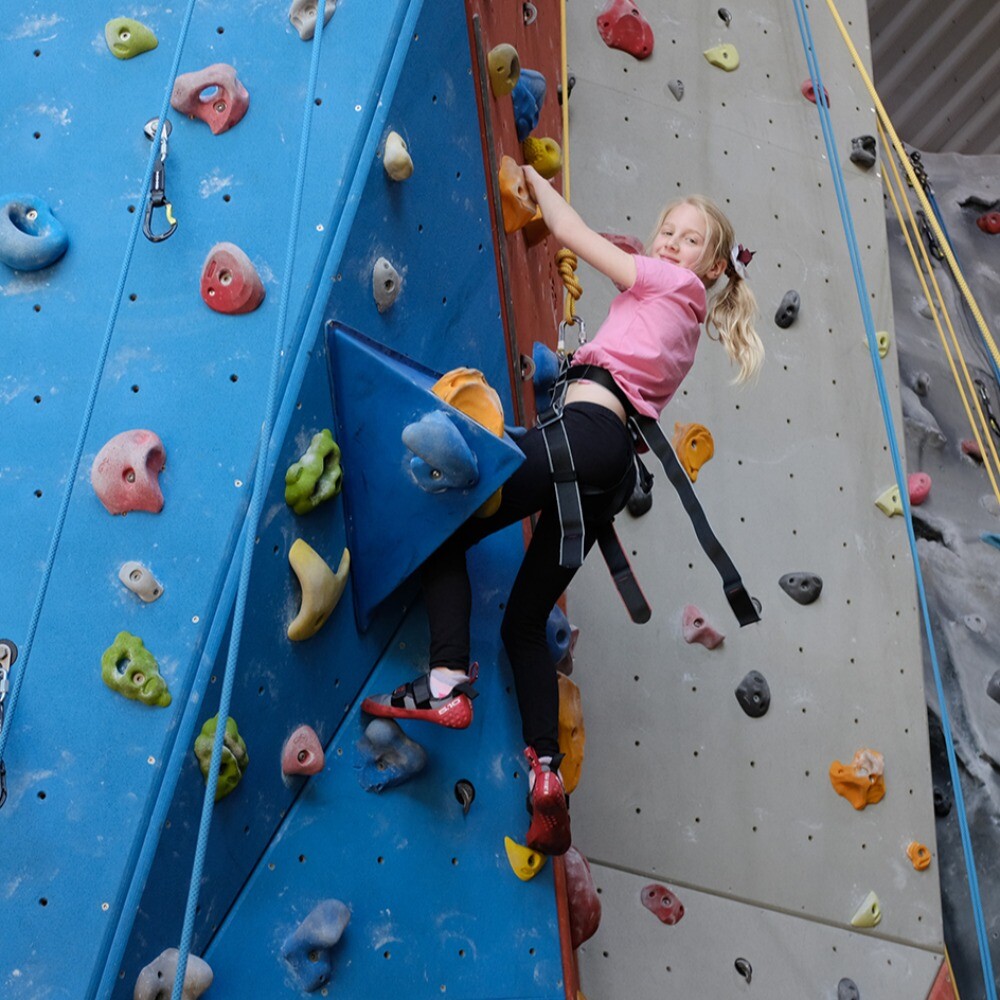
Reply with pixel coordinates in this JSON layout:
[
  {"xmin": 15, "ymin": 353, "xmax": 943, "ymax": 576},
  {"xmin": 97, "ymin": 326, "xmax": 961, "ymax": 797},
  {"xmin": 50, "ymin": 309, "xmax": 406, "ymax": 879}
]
[
  {"xmin": 382, "ymin": 131, "xmax": 414, "ymax": 181},
  {"xmin": 118, "ymin": 561, "xmax": 163, "ymax": 602},
  {"xmin": 289, "ymin": 0, "xmax": 336, "ymax": 41},
  {"xmin": 372, "ymin": 257, "xmax": 402, "ymax": 313}
]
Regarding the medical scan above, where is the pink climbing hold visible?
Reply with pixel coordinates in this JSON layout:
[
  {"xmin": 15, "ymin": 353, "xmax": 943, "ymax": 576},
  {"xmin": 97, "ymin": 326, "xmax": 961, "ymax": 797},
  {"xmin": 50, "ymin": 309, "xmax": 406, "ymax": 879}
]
[
  {"xmin": 907, "ymin": 472, "xmax": 931, "ymax": 506},
  {"xmin": 801, "ymin": 79, "xmax": 830, "ymax": 107},
  {"xmin": 595, "ymin": 0, "xmax": 654, "ymax": 60},
  {"xmin": 171, "ymin": 63, "xmax": 249, "ymax": 135},
  {"xmin": 599, "ymin": 232, "xmax": 645, "ymax": 255},
  {"xmin": 641, "ymin": 883, "xmax": 685, "ymax": 925},
  {"xmin": 564, "ymin": 847, "xmax": 601, "ymax": 949},
  {"xmin": 200, "ymin": 243, "xmax": 265, "ymax": 315},
  {"xmin": 282, "ymin": 725, "xmax": 325, "ymax": 776},
  {"xmin": 977, "ymin": 213, "xmax": 1000, "ymax": 235},
  {"xmin": 682, "ymin": 604, "xmax": 724, "ymax": 649},
  {"xmin": 91, "ymin": 430, "xmax": 165, "ymax": 515},
  {"xmin": 961, "ymin": 438, "xmax": 983, "ymax": 462}
]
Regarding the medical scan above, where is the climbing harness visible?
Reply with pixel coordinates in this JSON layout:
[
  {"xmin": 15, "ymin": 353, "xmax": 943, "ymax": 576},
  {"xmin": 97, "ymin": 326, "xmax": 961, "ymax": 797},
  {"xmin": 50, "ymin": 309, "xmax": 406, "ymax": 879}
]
[{"xmin": 142, "ymin": 117, "xmax": 177, "ymax": 242}]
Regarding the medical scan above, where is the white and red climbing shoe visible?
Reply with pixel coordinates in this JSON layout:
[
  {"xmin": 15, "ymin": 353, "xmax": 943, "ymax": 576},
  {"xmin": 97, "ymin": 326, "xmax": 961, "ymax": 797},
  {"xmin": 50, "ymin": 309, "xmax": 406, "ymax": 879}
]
[
  {"xmin": 524, "ymin": 746, "xmax": 571, "ymax": 856},
  {"xmin": 361, "ymin": 665, "xmax": 479, "ymax": 729}
]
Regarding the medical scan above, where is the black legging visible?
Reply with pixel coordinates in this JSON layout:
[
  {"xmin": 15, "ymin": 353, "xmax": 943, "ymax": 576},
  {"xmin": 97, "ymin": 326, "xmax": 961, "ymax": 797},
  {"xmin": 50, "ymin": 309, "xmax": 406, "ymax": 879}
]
[{"xmin": 421, "ymin": 402, "xmax": 636, "ymax": 756}]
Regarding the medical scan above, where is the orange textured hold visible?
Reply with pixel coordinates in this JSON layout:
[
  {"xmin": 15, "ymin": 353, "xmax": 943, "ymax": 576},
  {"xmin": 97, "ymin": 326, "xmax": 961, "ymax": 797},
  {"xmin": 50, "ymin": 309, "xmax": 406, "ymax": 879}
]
[
  {"xmin": 672, "ymin": 422, "xmax": 714, "ymax": 482},
  {"xmin": 829, "ymin": 748, "xmax": 886, "ymax": 810},
  {"xmin": 907, "ymin": 841, "xmax": 932, "ymax": 871},
  {"xmin": 558, "ymin": 673, "xmax": 586, "ymax": 794},
  {"xmin": 499, "ymin": 155, "xmax": 537, "ymax": 234},
  {"xmin": 432, "ymin": 368, "xmax": 504, "ymax": 436}
]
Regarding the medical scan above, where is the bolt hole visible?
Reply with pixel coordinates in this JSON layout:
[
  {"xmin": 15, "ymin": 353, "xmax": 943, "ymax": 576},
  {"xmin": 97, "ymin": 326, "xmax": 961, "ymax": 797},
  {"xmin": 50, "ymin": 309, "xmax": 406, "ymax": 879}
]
[
  {"xmin": 230, "ymin": 373, "xmax": 239, "ymax": 382},
  {"xmin": 129, "ymin": 293, "xmax": 137, "ymax": 301},
  {"xmin": 315, "ymin": 97, "xmax": 322, "ymax": 106},
  {"xmin": 33, "ymin": 304, "xmax": 41, "ymax": 313},
  {"xmin": 216, "ymin": 25, "xmax": 224, "ymax": 33},
  {"xmin": 222, "ymin": 193, "xmax": 231, "ymax": 203},
  {"xmin": 33, "ymin": 395, "xmax": 41, "ymax": 404},
  {"xmin": 37, "ymin": 790, "xmax": 46, "ymax": 800},
  {"xmin": 34, "ymin": 489, "xmax": 42, "ymax": 498},
  {"xmin": 33, "ymin": 131, "xmax": 41, "ymax": 139},
  {"xmin": 34, "ymin": 49, "xmax": 41, "ymax": 57},
  {"xmin": 127, "ymin": 204, "xmax": 136, "ymax": 213},
  {"xmin": 131, "ymin": 384, "xmax": 139, "ymax": 393},
  {"xmin": 39, "ymin": 897, "xmax": 48, "ymax": 906}
]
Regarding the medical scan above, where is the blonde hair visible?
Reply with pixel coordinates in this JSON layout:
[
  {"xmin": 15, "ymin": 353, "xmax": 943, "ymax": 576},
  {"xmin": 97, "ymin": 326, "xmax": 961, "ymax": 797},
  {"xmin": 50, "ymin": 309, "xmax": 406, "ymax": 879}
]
[{"xmin": 649, "ymin": 196, "xmax": 764, "ymax": 383}]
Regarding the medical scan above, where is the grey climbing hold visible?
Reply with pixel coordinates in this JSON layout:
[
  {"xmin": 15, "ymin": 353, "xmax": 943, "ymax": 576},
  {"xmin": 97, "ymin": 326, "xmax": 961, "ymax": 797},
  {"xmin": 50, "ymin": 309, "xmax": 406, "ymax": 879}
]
[
  {"xmin": 838, "ymin": 977, "xmax": 861, "ymax": 1000},
  {"xmin": 118, "ymin": 561, "xmax": 163, "ymax": 603},
  {"xmin": 910, "ymin": 370, "xmax": 931, "ymax": 396},
  {"xmin": 987, "ymin": 670, "xmax": 1000, "ymax": 704},
  {"xmin": 933, "ymin": 785, "xmax": 951, "ymax": 817},
  {"xmin": 735, "ymin": 670, "xmax": 770, "ymax": 718},
  {"xmin": 455, "ymin": 778, "xmax": 476, "ymax": 815},
  {"xmin": 281, "ymin": 899, "xmax": 350, "ymax": 993},
  {"xmin": 718, "ymin": 7, "xmax": 732, "ymax": 26},
  {"xmin": 289, "ymin": 0, "xmax": 336, "ymax": 41},
  {"xmin": 355, "ymin": 718, "xmax": 427, "ymax": 792},
  {"xmin": 734, "ymin": 957, "xmax": 752, "ymax": 984},
  {"xmin": 965, "ymin": 614, "xmax": 986, "ymax": 634},
  {"xmin": 627, "ymin": 477, "xmax": 653, "ymax": 516},
  {"xmin": 134, "ymin": 949, "xmax": 213, "ymax": 1000},
  {"xmin": 850, "ymin": 135, "xmax": 876, "ymax": 168},
  {"xmin": 778, "ymin": 572, "xmax": 822, "ymax": 605},
  {"xmin": 774, "ymin": 290, "xmax": 800, "ymax": 328},
  {"xmin": 667, "ymin": 79, "xmax": 684, "ymax": 101},
  {"xmin": 372, "ymin": 256, "xmax": 402, "ymax": 313}
]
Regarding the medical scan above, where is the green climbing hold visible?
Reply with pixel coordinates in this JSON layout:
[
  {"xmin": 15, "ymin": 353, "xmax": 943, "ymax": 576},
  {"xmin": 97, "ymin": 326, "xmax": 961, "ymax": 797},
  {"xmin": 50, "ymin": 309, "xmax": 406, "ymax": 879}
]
[
  {"xmin": 285, "ymin": 429, "xmax": 343, "ymax": 515},
  {"xmin": 194, "ymin": 715, "xmax": 249, "ymax": 801},
  {"xmin": 101, "ymin": 631, "xmax": 171, "ymax": 707},
  {"xmin": 703, "ymin": 43, "xmax": 739, "ymax": 71},
  {"xmin": 104, "ymin": 17, "xmax": 159, "ymax": 60}
]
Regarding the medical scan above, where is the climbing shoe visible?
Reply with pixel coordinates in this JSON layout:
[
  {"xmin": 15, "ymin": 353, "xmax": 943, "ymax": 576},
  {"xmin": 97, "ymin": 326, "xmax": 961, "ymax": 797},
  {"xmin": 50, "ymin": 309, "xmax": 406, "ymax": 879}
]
[
  {"xmin": 361, "ymin": 666, "xmax": 478, "ymax": 729},
  {"xmin": 524, "ymin": 747, "xmax": 571, "ymax": 856}
]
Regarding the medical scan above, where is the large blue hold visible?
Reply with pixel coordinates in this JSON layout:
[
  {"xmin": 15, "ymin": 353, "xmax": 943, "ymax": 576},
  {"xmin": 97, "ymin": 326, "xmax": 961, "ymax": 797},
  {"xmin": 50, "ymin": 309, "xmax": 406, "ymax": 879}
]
[
  {"xmin": 281, "ymin": 898, "xmax": 351, "ymax": 993},
  {"xmin": 0, "ymin": 194, "xmax": 69, "ymax": 271},
  {"xmin": 512, "ymin": 68, "xmax": 547, "ymax": 141},
  {"xmin": 403, "ymin": 410, "xmax": 479, "ymax": 491},
  {"xmin": 355, "ymin": 717, "xmax": 427, "ymax": 792}
]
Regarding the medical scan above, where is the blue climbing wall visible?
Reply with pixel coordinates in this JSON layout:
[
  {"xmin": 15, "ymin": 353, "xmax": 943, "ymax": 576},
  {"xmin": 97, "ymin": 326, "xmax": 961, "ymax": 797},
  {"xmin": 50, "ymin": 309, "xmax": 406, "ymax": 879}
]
[{"xmin": 1, "ymin": 2, "xmax": 565, "ymax": 997}]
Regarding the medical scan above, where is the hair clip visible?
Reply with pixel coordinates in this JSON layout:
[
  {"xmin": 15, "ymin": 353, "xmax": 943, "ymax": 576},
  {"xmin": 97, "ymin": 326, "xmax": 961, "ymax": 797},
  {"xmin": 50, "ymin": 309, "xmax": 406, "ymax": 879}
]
[{"xmin": 729, "ymin": 243, "xmax": 755, "ymax": 280}]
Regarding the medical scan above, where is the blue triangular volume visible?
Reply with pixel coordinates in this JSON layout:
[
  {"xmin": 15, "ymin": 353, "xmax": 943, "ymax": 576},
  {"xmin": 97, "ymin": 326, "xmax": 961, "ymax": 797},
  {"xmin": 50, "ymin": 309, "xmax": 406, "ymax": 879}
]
[{"xmin": 326, "ymin": 324, "xmax": 525, "ymax": 630}]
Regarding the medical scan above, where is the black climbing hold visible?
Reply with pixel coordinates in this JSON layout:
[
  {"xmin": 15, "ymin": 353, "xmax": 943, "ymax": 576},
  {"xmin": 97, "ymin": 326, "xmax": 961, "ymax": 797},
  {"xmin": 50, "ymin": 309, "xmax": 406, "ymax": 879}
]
[
  {"xmin": 454, "ymin": 778, "xmax": 476, "ymax": 815},
  {"xmin": 988, "ymin": 670, "xmax": 1000, "ymax": 704},
  {"xmin": 734, "ymin": 957, "xmax": 752, "ymax": 984},
  {"xmin": 778, "ymin": 572, "xmax": 822, "ymax": 605},
  {"xmin": 718, "ymin": 7, "xmax": 732, "ymax": 26},
  {"xmin": 774, "ymin": 290, "xmax": 800, "ymax": 329},
  {"xmin": 838, "ymin": 977, "xmax": 861, "ymax": 1000},
  {"xmin": 911, "ymin": 371, "xmax": 931, "ymax": 397},
  {"xmin": 626, "ymin": 478, "xmax": 653, "ymax": 517},
  {"xmin": 557, "ymin": 74, "xmax": 576, "ymax": 106},
  {"xmin": 849, "ymin": 135, "xmax": 876, "ymax": 169},
  {"xmin": 735, "ymin": 671, "xmax": 770, "ymax": 718},
  {"xmin": 933, "ymin": 785, "xmax": 952, "ymax": 817}
]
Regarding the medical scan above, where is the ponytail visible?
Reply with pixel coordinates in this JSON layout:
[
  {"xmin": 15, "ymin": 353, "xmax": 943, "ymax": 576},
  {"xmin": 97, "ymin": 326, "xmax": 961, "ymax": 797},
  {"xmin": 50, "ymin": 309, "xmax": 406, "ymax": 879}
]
[{"xmin": 705, "ymin": 270, "xmax": 764, "ymax": 383}]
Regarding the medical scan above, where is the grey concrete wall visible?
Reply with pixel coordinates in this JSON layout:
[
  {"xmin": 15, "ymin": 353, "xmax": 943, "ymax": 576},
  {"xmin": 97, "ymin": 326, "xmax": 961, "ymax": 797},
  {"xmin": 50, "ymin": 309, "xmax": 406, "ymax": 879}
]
[{"xmin": 563, "ymin": 1, "xmax": 945, "ymax": 995}]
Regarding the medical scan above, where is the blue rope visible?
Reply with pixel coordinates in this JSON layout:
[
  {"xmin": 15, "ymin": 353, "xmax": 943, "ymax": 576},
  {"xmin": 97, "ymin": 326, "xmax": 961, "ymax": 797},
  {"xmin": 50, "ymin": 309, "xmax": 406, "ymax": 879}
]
[
  {"xmin": 790, "ymin": 4, "xmax": 997, "ymax": 995},
  {"xmin": 169, "ymin": 13, "xmax": 328, "ymax": 998},
  {"xmin": 0, "ymin": 0, "xmax": 199, "ymax": 768}
]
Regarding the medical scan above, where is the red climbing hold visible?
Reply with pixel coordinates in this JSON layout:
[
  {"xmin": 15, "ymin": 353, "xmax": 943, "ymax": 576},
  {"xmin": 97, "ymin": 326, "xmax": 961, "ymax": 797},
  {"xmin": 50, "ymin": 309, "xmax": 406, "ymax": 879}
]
[
  {"xmin": 641, "ymin": 883, "xmax": 684, "ymax": 924},
  {"xmin": 91, "ymin": 430, "xmax": 165, "ymax": 515},
  {"xmin": 171, "ymin": 64, "xmax": 249, "ymax": 135},
  {"xmin": 961, "ymin": 438, "xmax": 983, "ymax": 462},
  {"xmin": 596, "ymin": 0, "xmax": 654, "ymax": 60},
  {"xmin": 599, "ymin": 232, "xmax": 645, "ymax": 255},
  {"xmin": 907, "ymin": 472, "xmax": 931, "ymax": 506},
  {"xmin": 682, "ymin": 604, "xmax": 724, "ymax": 649},
  {"xmin": 801, "ymin": 79, "xmax": 831, "ymax": 107},
  {"xmin": 282, "ymin": 725, "xmax": 325, "ymax": 776},
  {"xmin": 564, "ymin": 847, "xmax": 602, "ymax": 949},
  {"xmin": 977, "ymin": 212, "xmax": 1000, "ymax": 235},
  {"xmin": 200, "ymin": 242, "xmax": 265, "ymax": 314}
]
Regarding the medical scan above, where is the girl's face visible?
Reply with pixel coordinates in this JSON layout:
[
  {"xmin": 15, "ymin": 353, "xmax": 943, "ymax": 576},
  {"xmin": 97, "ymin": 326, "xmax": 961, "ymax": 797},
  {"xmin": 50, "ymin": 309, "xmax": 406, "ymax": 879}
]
[{"xmin": 649, "ymin": 203, "xmax": 724, "ymax": 279}]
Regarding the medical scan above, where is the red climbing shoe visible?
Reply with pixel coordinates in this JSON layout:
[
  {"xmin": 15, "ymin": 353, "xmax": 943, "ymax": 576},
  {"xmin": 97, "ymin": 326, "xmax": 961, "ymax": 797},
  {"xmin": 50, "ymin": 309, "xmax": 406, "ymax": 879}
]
[
  {"xmin": 361, "ymin": 667, "xmax": 478, "ymax": 729},
  {"xmin": 524, "ymin": 747, "xmax": 572, "ymax": 856}
]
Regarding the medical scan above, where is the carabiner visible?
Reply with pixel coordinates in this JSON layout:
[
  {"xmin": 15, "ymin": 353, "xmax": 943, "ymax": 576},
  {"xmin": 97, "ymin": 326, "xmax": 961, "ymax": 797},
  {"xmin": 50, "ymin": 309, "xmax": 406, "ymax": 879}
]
[
  {"xmin": 142, "ymin": 117, "xmax": 177, "ymax": 243},
  {"xmin": 557, "ymin": 315, "xmax": 587, "ymax": 356}
]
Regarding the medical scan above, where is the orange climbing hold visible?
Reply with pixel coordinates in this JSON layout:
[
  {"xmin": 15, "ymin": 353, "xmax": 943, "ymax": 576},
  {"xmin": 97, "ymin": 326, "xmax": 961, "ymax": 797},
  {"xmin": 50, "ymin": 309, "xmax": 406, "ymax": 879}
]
[
  {"xmin": 907, "ymin": 840, "xmax": 932, "ymax": 870},
  {"xmin": 829, "ymin": 748, "xmax": 885, "ymax": 810},
  {"xmin": 557, "ymin": 673, "xmax": 585, "ymax": 794},
  {"xmin": 672, "ymin": 422, "xmax": 714, "ymax": 482},
  {"xmin": 499, "ymin": 155, "xmax": 537, "ymax": 234},
  {"xmin": 595, "ymin": 0, "xmax": 654, "ymax": 60}
]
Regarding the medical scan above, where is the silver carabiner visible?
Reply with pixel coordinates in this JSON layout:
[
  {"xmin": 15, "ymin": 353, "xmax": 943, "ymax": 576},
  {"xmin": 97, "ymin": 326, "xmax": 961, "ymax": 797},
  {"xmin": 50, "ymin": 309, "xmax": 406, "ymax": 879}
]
[{"xmin": 557, "ymin": 315, "xmax": 587, "ymax": 355}]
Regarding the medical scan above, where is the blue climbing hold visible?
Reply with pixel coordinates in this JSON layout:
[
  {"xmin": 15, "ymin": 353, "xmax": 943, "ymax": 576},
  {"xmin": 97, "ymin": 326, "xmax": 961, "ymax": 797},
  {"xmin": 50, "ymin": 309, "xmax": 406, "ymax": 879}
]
[
  {"xmin": 547, "ymin": 604, "xmax": 572, "ymax": 665},
  {"xmin": 512, "ymin": 68, "xmax": 547, "ymax": 142},
  {"xmin": 0, "ymin": 194, "xmax": 68, "ymax": 271},
  {"xmin": 981, "ymin": 532, "xmax": 1000, "ymax": 551},
  {"xmin": 355, "ymin": 717, "xmax": 427, "ymax": 792},
  {"xmin": 281, "ymin": 899, "xmax": 350, "ymax": 993},
  {"xmin": 532, "ymin": 341, "xmax": 561, "ymax": 407},
  {"xmin": 402, "ymin": 411, "xmax": 479, "ymax": 492}
]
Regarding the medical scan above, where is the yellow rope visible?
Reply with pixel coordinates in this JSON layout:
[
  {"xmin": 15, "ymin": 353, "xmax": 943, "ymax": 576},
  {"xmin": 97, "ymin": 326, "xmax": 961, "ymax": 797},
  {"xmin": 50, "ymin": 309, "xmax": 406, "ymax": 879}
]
[
  {"xmin": 557, "ymin": 247, "xmax": 582, "ymax": 324},
  {"xmin": 557, "ymin": 0, "xmax": 579, "ymax": 328}
]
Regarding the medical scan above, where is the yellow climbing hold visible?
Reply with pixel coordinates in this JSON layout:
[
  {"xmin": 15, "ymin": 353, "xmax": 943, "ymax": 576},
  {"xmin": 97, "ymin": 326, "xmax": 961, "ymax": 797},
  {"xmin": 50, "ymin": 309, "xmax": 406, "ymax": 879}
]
[
  {"xmin": 907, "ymin": 841, "xmax": 932, "ymax": 871},
  {"xmin": 829, "ymin": 748, "xmax": 885, "ymax": 810},
  {"xmin": 850, "ymin": 890, "xmax": 882, "ymax": 928},
  {"xmin": 703, "ymin": 43, "xmax": 739, "ymax": 71},
  {"xmin": 504, "ymin": 835, "xmax": 547, "ymax": 881},
  {"xmin": 488, "ymin": 43, "xmax": 521, "ymax": 98},
  {"xmin": 382, "ymin": 131, "xmax": 413, "ymax": 182},
  {"xmin": 672, "ymin": 422, "xmax": 714, "ymax": 482},
  {"xmin": 287, "ymin": 541, "xmax": 350, "ymax": 641},
  {"xmin": 558, "ymin": 673, "xmax": 585, "ymax": 794},
  {"xmin": 875, "ymin": 484, "xmax": 903, "ymax": 517},
  {"xmin": 521, "ymin": 137, "xmax": 563, "ymax": 180},
  {"xmin": 876, "ymin": 330, "xmax": 891, "ymax": 358}
]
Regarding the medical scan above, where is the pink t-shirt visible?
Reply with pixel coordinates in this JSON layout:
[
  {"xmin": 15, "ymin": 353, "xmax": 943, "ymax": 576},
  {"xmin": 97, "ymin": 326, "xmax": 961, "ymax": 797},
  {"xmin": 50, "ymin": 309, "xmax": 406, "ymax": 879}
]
[{"xmin": 573, "ymin": 255, "xmax": 706, "ymax": 418}]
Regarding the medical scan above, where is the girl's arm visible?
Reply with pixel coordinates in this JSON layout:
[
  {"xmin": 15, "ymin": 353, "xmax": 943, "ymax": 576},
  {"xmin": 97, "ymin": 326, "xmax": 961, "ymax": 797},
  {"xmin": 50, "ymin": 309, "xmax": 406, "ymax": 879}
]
[{"xmin": 523, "ymin": 165, "xmax": 637, "ymax": 290}]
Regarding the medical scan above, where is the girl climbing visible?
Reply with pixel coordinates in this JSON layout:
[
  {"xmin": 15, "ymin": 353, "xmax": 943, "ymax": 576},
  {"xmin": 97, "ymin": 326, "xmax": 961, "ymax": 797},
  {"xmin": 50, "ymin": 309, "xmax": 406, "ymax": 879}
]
[{"xmin": 362, "ymin": 165, "xmax": 764, "ymax": 856}]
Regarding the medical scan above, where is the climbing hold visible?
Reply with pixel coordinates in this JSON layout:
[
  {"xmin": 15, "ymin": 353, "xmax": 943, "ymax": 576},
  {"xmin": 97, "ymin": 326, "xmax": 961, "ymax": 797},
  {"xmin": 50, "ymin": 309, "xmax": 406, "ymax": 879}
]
[
  {"xmin": 961, "ymin": 438, "xmax": 982, "ymax": 462},
  {"xmin": 499, "ymin": 155, "xmax": 538, "ymax": 233},
  {"xmin": 522, "ymin": 1, "xmax": 538, "ymax": 26},
  {"xmin": 829, "ymin": 748, "xmax": 885, "ymax": 810},
  {"xmin": 626, "ymin": 477, "xmax": 653, "ymax": 517},
  {"xmin": 546, "ymin": 604, "xmax": 576, "ymax": 672},
  {"xmin": 667, "ymin": 78, "xmax": 684, "ymax": 101},
  {"xmin": 134, "ymin": 949, "xmax": 213, "ymax": 1000},
  {"xmin": 778, "ymin": 572, "xmax": 822, "ymax": 606},
  {"xmin": 281, "ymin": 899, "xmax": 350, "ymax": 993},
  {"xmin": 288, "ymin": 0, "xmax": 336, "ymax": 41},
  {"xmin": 838, "ymin": 978, "xmax": 861, "ymax": 1000},
  {"xmin": 101, "ymin": 631, "xmax": 171, "ymax": 707},
  {"xmin": 703, "ymin": 43, "xmax": 739, "ymax": 71},
  {"xmin": 170, "ymin": 64, "xmax": 249, "ymax": 135},
  {"xmin": 454, "ymin": 778, "xmax": 476, "ymax": 815},
  {"xmin": 511, "ymin": 68, "xmax": 546, "ymax": 142},
  {"xmin": 521, "ymin": 136, "xmax": 562, "ymax": 180},
  {"xmin": 987, "ymin": 670, "xmax": 1000, "ymax": 703},
  {"xmin": 0, "ymin": 194, "xmax": 69, "ymax": 271},
  {"xmin": 402, "ymin": 411, "xmax": 479, "ymax": 492},
  {"xmin": 734, "ymin": 958, "xmax": 752, "ymax": 984},
  {"xmin": 287, "ymin": 541, "xmax": 349, "ymax": 641},
  {"xmin": 801, "ymin": 79, "xmax": 830, "ymax": 106},
  {"xmin": 372, "ymin": 256, "xmax": 402, "ymax": 313},
  {"xmin": 104, "ymin": 17, "xmax": 158, "ymax": 59},
  {"xmin": 504, "ymin": 835, "xmax": 546, "ymax": 881},
  {"xmin": 911, "ymin": 371, "xmax": 931, "ymax": 396},
  {"xmin": 640, "ymin": 883, "xmax": 684, "ymax": 924},
  {"xmin": 774, "ymin": 290, "xmax": 801, "ymax": 328},
  {"xmin": 735, "ymin": 670, "xmax": 770, "ymax": 718},
  {"xmin": 282, "ymin": 724, "xmax": 325, "ymax": 776},
  {"xmin": 850, "ymin": 135, "xmax": 877, "ymax": 168},
  {"xmin": 432, "ymin": 367, "xmax": 505, "ymax": 435},
  {"xmin": 355, "ymin": 717, "xmax": 427, "ymax": 792},
  {"xmin": 874, "ymin": 485, "xmax": 902, "ymax": 517},
  {"xmin": 199, "ymin": 242, "xmax": 265, "ymax": 315},
  {"xmin": 118, "ymin": 561, "xmax": 163, "ymax": 603},
  {"xmin": 718, "ymin": 8, "xmax": 732, "ymax": 26},
  {"xmin": 982, "ymin": 532, "xmax": 1000, "ymax": 551},
  {"xmin": 194, "ymin": 715, "xmax": 248, "ymax": 800},
  {"xmin": 906, "ymin": 841, "xmax": 931, "ymax": 871},
  {"xmin": 91, "ymin": 430, "xmax": 165, "ymax": 515},
  {"xmin": 532, "ymin": 341, "xmax": 562, "ymax": 406},
  {"xmin": 672, "ymin": 422, "xmax": 714, "ymax": 482},
  {"xmin": 596, "ymin": 0, "xmax": 654, "ymax": 60},
  {"xmin": 850, "ymin": 890, "xmax": 882, "ymax": 928},
  {"xmin": 285, "ymin": 429, "xmax": 343, "ymax": 515},
  {"xmin": 488, "ymin": 43, "xmax": 521, "ymax": 97},
  {"xmin": 681, "ymin": 605, "xmax": 724, "ymax": 649},
  {"xmin": 933, "ymin": 786, "xmax": 951, "ymax": 817},
  {"xmin": 965, "ymin": 614, "xmax": 986, "ymax": 635},
  {"xmin": 977, "ymin": 212, "xmax": 1000, "ymax": 235},
  {"xmin": 558, "ymin": 673, "xmax": 585, "ymax": 794},
  {"xmin": 907, "ymin": 472, "xmax": 931, "ymax": 506},
  {"xmin": 382, "ymin": 131, "xmax": 413, "ymax": 182},
  {"xmin": 599, "ymin": 232, "xmax": 644, "ymax": 256},
  {"xmin": 876, "ymin": 330, "xmax": 890, "ymax": 358},
  {"xmin": 564, "ymin": 846, "xmax": 602, "ymax": 949}
]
